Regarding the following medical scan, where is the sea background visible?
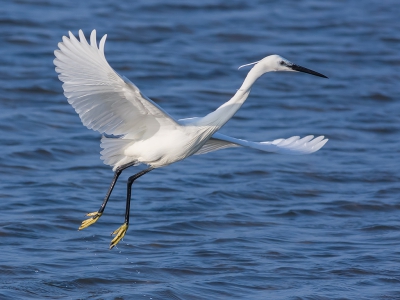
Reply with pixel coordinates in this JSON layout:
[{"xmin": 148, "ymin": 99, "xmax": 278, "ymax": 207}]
[{"xmin": 1, "ymin": 0, "xmax": 400, "ymax": 299}]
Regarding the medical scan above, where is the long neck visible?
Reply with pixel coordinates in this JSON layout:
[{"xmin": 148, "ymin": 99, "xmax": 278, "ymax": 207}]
[{"xmin": 197, "ymin": 64, "xmax": 265, "ymax": 128}]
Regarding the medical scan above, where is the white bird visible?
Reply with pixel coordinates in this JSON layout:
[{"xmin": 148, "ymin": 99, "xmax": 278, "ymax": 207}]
[{"xmin": 54, "ymin": 30, "xmax": 328, "ymax": 249}]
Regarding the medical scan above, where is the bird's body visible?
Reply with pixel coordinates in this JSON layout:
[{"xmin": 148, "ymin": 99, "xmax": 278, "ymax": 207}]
[
  {"xmin": 123, "ymin": 124, "xmax": 213, "ymax": 167},
  {"xmin": 54, "ymin": 30, "xmax": 328, "ymax": 249}
]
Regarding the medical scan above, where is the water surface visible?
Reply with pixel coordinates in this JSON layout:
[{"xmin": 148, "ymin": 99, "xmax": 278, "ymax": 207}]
[{"xmin": 1, "ymin": 0, "xmax": 400, "ymax": 299}]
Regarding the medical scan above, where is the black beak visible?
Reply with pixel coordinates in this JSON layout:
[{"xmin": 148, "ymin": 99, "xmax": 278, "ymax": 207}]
[{"xmin": 290, "ymin": 64, "xmax": 328, "ymax": 78}]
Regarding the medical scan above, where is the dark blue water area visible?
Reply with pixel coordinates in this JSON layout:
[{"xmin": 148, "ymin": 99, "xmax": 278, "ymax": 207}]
[{"xmin": 1, "ymin": 0, "xmax": 400, "ymax": 299}]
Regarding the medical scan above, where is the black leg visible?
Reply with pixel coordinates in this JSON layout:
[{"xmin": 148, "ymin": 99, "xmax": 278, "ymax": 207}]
[
  {"xmin": 79, "ymin": 161, "xmax": 136, "ymax": 230},
  {"xmin": 98, "ymin": 165, "xmax": 125, "ymax": 213},
  {"xmin": 125, "ymin": 167, "xmax": 154, "ymax": 223},
  {"xmin": 110, "ymin": 167, "xmax": 153, "ymax": 249}
]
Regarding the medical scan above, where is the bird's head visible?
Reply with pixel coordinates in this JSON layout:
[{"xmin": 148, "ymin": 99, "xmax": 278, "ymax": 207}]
[{"xmin": 239, "ymin": 54, "xmax": 328, "ymax": 78}]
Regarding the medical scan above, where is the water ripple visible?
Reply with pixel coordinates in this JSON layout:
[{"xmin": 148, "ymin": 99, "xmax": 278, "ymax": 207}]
[{"xmin": 1, "ymin": 0, "xmax": 400, "ymax": 299}]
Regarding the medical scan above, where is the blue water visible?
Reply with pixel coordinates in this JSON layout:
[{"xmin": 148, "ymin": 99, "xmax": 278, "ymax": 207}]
[{"xmin": 1, "ymin": 0, "xmax": 400, "ymax": 299}]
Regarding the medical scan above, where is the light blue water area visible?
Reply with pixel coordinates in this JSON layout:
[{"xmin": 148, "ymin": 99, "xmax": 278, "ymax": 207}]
[{"xmin": 1, "ymin": 0, "xmax": 400, "ymax": 299}]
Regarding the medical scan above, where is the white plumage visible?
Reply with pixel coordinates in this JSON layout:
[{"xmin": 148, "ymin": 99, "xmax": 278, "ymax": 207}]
[
  {"xmin": 54, "ymin": 30, "xmax": 328, "ymax": 249},
  {"xmin": 54, "ymin": 30, "xmax": 328, "ymax": 171}
]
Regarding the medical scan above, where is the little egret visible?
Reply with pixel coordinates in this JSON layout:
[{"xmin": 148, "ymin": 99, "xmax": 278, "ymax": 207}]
[{"xmin": 54, "ymin": 30, "xmax": 328, "ymax": 249}]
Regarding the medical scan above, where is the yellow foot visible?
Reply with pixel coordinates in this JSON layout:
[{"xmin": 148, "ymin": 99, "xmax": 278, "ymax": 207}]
[
  {"xmin": 110, "ymin": 223, "xmax": 129, "ymax": 249},
  {"xmin": 78, "ymin": 212, "xmax": 102, "ymax": 230}
]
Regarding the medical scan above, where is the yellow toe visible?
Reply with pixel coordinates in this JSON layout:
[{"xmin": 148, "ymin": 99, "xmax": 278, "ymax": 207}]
[
  {"xmin": 86, "ymin": 211, "xmax": 99, "ymax": 217},
  {"xmin": 110, "ymin": 223, "xmax": 129, "ymax": 249},
  {"xmin": 78, "ymin": 212, "xmax": 102, "ymax": 230}
]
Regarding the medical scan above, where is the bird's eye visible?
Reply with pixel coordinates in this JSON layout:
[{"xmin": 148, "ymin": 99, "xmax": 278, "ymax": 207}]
[{"xmin": 280, "ymin": 61, "xmax": 286, "ymax": 66}]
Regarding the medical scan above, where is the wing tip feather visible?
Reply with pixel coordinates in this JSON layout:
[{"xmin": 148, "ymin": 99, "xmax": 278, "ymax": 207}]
[
  {"xmin": 275, "ymin": 135, "xmax": 328, "ymax": 155},
  {"xmin": 90, "ymin": 29, "xmax": 97, "ymax": 48},
  {"xmin": 99, "ymin": 34, "xmax": 107, "ymax": 55}
]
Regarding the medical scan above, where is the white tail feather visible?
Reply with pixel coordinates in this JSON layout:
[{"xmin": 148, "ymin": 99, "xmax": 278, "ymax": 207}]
[{"xmin": 100, "ymin": 136, "xmax": 135, "ymax": 170}]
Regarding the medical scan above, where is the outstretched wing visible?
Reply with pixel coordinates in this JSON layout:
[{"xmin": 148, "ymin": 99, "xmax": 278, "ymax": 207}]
[
  {"xmin": 54, "ymin": 30, "xmax": 178, "ymax": 137},
  {"xmin": 195, "ymin": 133, "xmax": 328, "ymax": 155}
]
